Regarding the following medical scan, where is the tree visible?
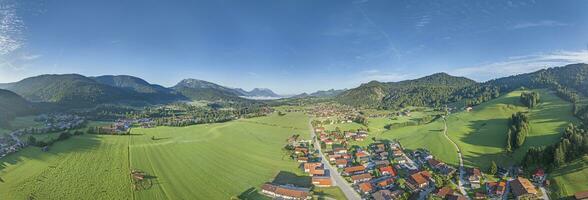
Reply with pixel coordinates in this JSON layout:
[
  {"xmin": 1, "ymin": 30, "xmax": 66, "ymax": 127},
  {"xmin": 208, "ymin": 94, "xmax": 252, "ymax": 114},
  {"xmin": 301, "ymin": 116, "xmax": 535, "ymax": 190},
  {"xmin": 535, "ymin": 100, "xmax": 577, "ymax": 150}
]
[
  {"xmin": 489, "ymin": 161, "xmax": 498, "ymax": 175},
  {"xmin": 27, "ymin": 135, "xmax": 37, "ymax": 146}
]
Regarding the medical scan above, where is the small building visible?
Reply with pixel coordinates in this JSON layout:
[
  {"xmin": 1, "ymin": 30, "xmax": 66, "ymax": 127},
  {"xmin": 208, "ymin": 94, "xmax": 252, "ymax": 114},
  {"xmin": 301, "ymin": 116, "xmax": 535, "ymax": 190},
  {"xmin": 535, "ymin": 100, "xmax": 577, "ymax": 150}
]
[
  {"xmin": 311, "ymin": 176, "xmax": 332, "ymax": 187},
  {"xmin": 467, "ymin": 168, "xmax": 482, "ymax": 189},
  {"xmin": 406, "ymin": 171, "xmax": 431, "ymax": 191},
  {"xmin": 351, "ymin": 173, "xmax": 372, "ymax": 184},
  {"xmin": 358, "ymin": 182, "xmax": 373, "ymax": 194},
  {"xmin": 434, "ymin": 186, "xmax": 454, "ymax": 198},
  {"xmin": 379, "ymin": 166, "xmax": 397, "ymax": 176},
  {"xmin": 510, "ymin": 177, "xmax": 538, "ymax": 200},
  {"xmin": 261, "ymin": 183, "xmax": 311, "ymax": 200},
  {"xmin": 344, "ymin": 165, "xmax": 366, "ymax": 175},
  {"xmin": 486, "ymin": 181, "xmax": 507, "ymax": 197},
  {"xmin": 335, "ymin": 159, "xmax": 348, "ymax": 168}
]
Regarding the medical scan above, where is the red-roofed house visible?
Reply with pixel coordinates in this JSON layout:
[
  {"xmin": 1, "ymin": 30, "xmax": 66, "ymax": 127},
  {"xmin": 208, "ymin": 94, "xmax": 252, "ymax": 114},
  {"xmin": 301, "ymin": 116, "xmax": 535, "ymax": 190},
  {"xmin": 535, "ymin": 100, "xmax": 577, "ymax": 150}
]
[{"xmin": 379, "ymin": 166, "xmax": 397, "ymax": 176}]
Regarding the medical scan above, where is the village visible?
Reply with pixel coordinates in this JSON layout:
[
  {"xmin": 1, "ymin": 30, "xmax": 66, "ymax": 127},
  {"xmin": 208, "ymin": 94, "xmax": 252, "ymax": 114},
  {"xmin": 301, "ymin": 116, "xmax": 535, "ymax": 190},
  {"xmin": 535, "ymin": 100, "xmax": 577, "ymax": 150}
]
[
  {"xmin": 260, "ymin": 121, "xmax": 552, "ymax": 200},
  {"xmin": 0, "ymin": 114, "xmax": 85, "ymax": 159}
]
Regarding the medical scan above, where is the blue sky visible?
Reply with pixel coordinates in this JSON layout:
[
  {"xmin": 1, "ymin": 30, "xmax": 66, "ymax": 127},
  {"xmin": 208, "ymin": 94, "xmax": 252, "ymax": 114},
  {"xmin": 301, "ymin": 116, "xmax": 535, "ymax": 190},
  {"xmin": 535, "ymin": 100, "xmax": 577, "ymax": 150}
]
[{"xmin": 0, "ymin": 0, "xmax": 587, "ymax": 94}]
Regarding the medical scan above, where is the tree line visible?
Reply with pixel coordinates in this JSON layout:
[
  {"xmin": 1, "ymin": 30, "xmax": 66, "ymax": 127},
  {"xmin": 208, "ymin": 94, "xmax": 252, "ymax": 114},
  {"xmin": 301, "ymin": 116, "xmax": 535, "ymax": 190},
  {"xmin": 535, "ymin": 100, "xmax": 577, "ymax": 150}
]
[
  {"xmin": 520, "ymin": 91, "xmax": 540, "ymax": 108},
  {"xmin": 523, "ymin": 124, "xmax": 587, "ymax": 169},
  {"xmin": 506, "ymin": 112, "xmax": 530, "ymax": 152}
]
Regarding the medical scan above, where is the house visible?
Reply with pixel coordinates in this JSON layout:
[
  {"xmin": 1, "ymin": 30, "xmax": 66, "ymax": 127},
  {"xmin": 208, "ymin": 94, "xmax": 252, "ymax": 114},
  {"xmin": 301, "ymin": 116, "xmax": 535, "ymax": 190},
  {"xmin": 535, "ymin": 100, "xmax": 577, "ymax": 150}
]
[
  {"xmin": 294, "ymin": 147, "xmax": 309, "ymax": 155},
  {"xmin": 375, "ymin": 177, "xmax": 395, "ymax": 189},
  {"xmin": 333, "ymin": 146, "xmax": 347, "ymax": 154},
  {"xmin": 379, "ymin": 166, "xmax": 397, "ymax": 176},
  {"xmin": 344, "ymin": 165, "xmax": 366, "ymax": 175},
  {"xmin": 406, "ymin": 171, "xmax": 431, "ymax": 191},
  {"xmin": 297, "ymin": 157, "xmax": 308, "ymax": 163},
  {"xmin": 335, "ymin": 159, "xmax": 348, "ymax": 168},
  {"xmin": 428, "ymin": 158, "xmax": 442, "ymax": 168},
  {"xmin": 575, "ymin": 190, "xmax": 588, "ymax": 200},
  {"xmin": 311, "ymin": 176, "xmax": 332, "ymax": 187},
  {"xmin": 466, "ymin": 107, "xmax": 473, "ymax": 112},
  {"xmin": 486, "ymin": 181, "xmax": 507, "ymax": 197},
  {"xmin": 372, "ymin": 190, "xmax": 394, "ymax": 200},
  {"xmin": 351, "ymin": 173, "xmax": 373, "ymax": 184},
  {"xmin": 356, "ymin": 151, "xmax": 370, "ymax": 163},
  {"xmin": 261, "ymin": 183, "xmax": 311, "ymax": 200},
  {"xmin": 358, "ymin": 182, "xmax": 373, "ymax": 194},
  {"xmin": 392, "ymin": 149, "xmax": 403, "ymax": 157},
  {"xmin": 374, "ymin": 160, "xmax": 390, "ymax": 168},
  {"xmin": 510, "ymin": 177, "xmax": 538, "ymax": 199},
  {"xmin": 532, "ymin": 168, "xmax": 546, "ymax": 184},
  {"xmin": 446, "ymin": 194, "xmax": 468, "ymax": 200},
  {"xmin": 467, "ymin": 168, "xmax": 482, "ymax": 189},
  {"xmin": 434, "ymin": 186, "xmax": 454, "ymax": 198},
  {"xmin": 303, "ymin": 162, "xmax": 322, "ymax": 173}
]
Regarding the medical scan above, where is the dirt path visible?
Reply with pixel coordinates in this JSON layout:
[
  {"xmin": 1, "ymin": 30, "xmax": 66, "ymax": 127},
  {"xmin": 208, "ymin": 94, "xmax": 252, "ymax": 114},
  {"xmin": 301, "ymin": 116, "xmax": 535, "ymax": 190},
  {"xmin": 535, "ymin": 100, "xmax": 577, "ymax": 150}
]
[{"xmin": 442, "ymin": 117, "xmax": 468, "ymax": 197}]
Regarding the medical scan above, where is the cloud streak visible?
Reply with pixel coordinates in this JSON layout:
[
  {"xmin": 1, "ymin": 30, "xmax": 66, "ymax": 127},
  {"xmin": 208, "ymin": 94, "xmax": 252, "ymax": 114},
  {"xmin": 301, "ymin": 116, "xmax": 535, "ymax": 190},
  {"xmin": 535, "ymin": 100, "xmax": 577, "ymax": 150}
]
[
  {"xmin": 451, "ymin": 50, "xmax": 588, "ymax": 81},
  {"xmin": 511, "ymin": 20, "xmax": 568, "ymax": 29},
  {"xmin": 0, "ymin": 1, "xmax": 24, "ymax": 56}
]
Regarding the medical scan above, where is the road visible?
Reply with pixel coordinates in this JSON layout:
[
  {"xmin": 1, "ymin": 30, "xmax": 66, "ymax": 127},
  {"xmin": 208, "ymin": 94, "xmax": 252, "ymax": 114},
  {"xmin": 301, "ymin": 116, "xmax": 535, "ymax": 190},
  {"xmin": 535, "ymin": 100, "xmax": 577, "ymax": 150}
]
[
  {"xmin": 442, "ymin": 117, "xmax": 468, "ymax": 197},
  {"xmin": 308, "ymin": 120, "xmax": 361, "ymax": 200}
]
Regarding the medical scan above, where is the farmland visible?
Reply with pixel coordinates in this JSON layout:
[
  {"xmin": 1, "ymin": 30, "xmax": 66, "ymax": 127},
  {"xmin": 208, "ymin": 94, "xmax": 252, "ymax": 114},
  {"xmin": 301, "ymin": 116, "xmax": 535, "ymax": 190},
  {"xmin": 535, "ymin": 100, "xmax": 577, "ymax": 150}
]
[{"xmin": 0, "ymin": 112, "xmax": 338, "ymax": 199}]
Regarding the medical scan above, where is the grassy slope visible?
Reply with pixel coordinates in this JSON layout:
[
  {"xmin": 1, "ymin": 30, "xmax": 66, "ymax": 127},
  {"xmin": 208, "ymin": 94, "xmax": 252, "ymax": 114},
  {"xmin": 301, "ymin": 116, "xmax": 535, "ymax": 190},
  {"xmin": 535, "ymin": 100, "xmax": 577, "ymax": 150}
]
[
  {"xmin": 549, "ymin": 156, "xmax": 588, "ymax": 197},
  {"xmin": 0, "ymin": 135, "xmax": 131, "ymax": 200},
  {"xmin": 366, "ymin": 89, "xmax": 575, "ymax": 169},
  {"xmin": 446, "ymin": 89, "xmax": 577, "ymax": 168},
  {"xmin": 129, "ymin": 112, "xmax": 313, "ymax": 200}
]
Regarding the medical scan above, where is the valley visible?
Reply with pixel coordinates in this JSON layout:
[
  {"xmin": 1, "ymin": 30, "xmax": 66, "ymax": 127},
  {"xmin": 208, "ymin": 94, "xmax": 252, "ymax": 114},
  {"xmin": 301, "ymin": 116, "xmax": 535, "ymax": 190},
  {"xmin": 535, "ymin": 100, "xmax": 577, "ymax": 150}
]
[{"xmin": 0, "ymin": 63, "xmax": 587, "ymax": 199}]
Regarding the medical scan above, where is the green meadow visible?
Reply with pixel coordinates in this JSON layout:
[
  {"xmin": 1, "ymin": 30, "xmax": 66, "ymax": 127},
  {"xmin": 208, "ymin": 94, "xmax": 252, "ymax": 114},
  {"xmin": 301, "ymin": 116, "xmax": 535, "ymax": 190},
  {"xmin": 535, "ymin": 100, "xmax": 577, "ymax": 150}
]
[
  {"xmin": 549, "ymin": 155, "xmax": 588, "ymax": 198},
  {"xmin": 367, "ymin": 89, "xmax": 576, "ymax": 169},
  {"xmin": 1, "ymin": 112, "xmax": 346, "ymax": 200}
]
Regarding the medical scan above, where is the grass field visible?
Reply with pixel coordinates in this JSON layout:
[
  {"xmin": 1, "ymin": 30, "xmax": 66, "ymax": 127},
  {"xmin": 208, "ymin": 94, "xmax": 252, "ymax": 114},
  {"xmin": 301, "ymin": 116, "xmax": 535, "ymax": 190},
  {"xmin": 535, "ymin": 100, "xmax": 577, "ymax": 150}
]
[
  {"xmin": 129, "ymin": 112, "xmax": 311, "ymax": 199},
  {"xmin": 1, "ymin": 112, "xmax": 340, "ymax": 200},
  {"xmin": 0, "ymin": 134, "xmax": 131, "ymax": 200},
  {"xmin": 366, "ymin": 89, "xmax": 577, "ymax": 169},
  {"xmin": 446, "ymin": 89, "xmax": 577, "ymax": 168},
  {"xmin": 549, "ymin": 156, "xmax": 588, "ymax": 198}
]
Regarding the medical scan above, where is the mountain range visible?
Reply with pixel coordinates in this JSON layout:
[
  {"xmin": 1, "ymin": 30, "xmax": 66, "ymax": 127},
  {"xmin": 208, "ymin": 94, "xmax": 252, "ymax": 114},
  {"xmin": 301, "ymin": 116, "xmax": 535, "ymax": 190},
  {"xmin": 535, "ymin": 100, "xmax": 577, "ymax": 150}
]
[{"xmin": 0, "ymin": 63, "xmax": 586, "ymax": 115}]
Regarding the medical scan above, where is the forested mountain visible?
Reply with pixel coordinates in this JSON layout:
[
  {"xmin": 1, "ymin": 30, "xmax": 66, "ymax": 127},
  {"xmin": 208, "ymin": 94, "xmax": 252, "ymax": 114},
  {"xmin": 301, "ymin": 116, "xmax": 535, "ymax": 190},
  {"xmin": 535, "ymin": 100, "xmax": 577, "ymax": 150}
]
[
  {"xmin": 338, "ymin": 73, "xmax": 477, "ymax": 108},
  {"xmin": 92, "ymin": 75, "xmax": 186, "ymax": 102},
  {"xmin": 1, "ymin": 74, "xmax": 141, "ymax": 107},
  {"xmin": 309, "ymin": 89, "xmax": 347, "ymax": 97},
  {"xmin": 0, "ymin": 89, "xmax": 34, "ymax": 126},
  {"xmin": 171, "ymin": 79, "xmax": 246, "ymax": 101},
  {"xmin": 338, "ymin": 64, "xmax": 588, "ymax": 109},
  {"xmin": 0, "ymin": 89, "xmax": 33, "ymax": 115}
]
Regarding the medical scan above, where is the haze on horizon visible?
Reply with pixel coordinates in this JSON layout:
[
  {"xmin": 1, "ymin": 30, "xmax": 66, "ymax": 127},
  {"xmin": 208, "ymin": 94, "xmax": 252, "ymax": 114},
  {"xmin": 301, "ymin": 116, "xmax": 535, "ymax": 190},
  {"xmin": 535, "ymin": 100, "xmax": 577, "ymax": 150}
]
[{"xmin": 0, "ymin": 0, "xmax": 587, "ymax": 94}]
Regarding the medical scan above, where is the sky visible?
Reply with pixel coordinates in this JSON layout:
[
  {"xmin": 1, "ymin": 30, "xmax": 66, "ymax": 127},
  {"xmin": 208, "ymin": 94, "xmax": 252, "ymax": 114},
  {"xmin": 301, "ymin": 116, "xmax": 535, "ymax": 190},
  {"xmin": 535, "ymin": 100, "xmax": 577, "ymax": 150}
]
[{"xmin": 0, "ymin": 0, "xmax": 587, "ymax": 94}]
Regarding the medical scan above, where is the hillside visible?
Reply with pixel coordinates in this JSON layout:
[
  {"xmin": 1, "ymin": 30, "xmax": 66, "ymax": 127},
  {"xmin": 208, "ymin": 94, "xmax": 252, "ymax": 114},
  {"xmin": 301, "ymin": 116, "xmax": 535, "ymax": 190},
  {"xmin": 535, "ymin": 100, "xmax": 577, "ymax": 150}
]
[
  {"xmin": 92, "ymin": 75, "xmax": 186, "ymax": 102},
  {"xmin": 236, "ymin": 88, "xmax": 280, "ymax": 98},
  {"xmin": 338, "ymin": 73, "xmax": 477, "ymax": 108},
  {"xmin": 0, "ymin": 89, "xmax": 33, "ymax": 123},
  {"xmin": 172, "ymin": 79, "xmax": 246, "ymax": 101},
  {"xmin": 1, "ymin": 74, "xmax": 143, "ymax": 107},
  {"xmin": 339, "ymin": 63, "xmax": 588, "ymax": 109}
]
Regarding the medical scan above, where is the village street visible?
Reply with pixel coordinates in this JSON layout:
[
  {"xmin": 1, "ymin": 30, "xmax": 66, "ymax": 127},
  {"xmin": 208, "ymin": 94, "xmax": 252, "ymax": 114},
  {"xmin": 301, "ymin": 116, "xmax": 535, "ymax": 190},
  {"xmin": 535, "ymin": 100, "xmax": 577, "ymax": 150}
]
[
  {"xmin": 442, "ymin": 117, "xmax": 469, "ymax": 198},
  {"xmin": 308, "ymin": 120, "xmax": 362, "ymax": 200}
]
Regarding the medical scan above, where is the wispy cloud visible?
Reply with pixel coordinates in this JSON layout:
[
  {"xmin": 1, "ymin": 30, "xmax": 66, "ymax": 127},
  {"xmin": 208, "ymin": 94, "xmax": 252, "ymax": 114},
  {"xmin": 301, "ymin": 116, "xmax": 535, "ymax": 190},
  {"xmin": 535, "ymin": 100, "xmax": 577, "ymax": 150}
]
[
  {"xmin": 20, "ymin": 53, "xmax": 41, "ymax": 61},
  {"xmin": 415, "ymin": 15, "xmax": 431, "ymax": 29},
  {"xmin": 451, "ymin": 50, "xmax": 588, "ymax": 81},
  {"xmin": 0, "ymin": 1, "xmax": 24, "ymax": 56},
  {"xmin": 511, "ymin": 20, "xmax": 568, "ymax": 29}
]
